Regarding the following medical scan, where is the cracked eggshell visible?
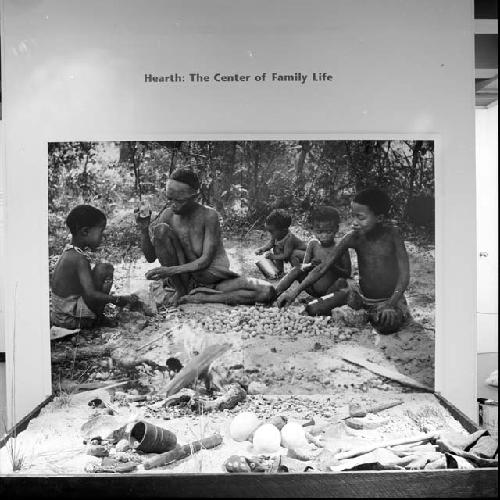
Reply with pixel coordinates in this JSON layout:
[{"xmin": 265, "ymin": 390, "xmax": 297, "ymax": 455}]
[
  {"xmin": 280, "ymin": 421, "xmax": 308, "ymax": 449},
  {"xmin": 229, "ymin": 412, "xmax": 261, "ymax": 442},
  {"xmin": 252, "ymin": 423, "xmax": 281, "ymax": 454}
]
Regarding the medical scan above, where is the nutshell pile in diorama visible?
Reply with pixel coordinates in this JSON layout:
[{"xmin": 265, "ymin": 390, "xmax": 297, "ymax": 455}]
[{"xmin": 1, "ymin": 140, "xmax": 496, "ymax": 474}]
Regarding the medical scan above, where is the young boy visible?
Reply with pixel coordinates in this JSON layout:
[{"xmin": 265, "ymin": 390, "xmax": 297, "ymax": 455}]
[
  {"xmin": 50, "ymin": 205, "xmax": 137, "ymax": 329},
  {"xmin": 255, "ymin": 209, "xmax": 307, "ymax": 277},
  {"xmin": 274, "ymin": 205, "xmax": 351, "ymax": 298},
  {"xmin": 277, "ymin": 188, "xmax": 411, "ymax": 334}
]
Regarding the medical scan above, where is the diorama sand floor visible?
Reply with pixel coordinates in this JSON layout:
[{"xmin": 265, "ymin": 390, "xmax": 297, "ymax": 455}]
[
  {"xmin": 0, "ymin": 230, "xmax": 440, "ymax": 474},
  {"xmin": 0, "ymin": 391, "xmax": 467, "ymax": 474}
]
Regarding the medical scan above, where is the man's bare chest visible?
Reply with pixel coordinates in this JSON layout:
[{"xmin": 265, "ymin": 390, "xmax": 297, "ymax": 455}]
[{"xmin": 170, "ymin": 218, "xmax": 204, "ymax": 246}]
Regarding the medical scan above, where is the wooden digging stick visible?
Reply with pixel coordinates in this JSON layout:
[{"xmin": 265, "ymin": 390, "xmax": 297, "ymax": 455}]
[
  {"xmin": 340, "ymin": 353, "xmax": 433, "ymax": 392},
  {"xmin": 347, "ymin": 399, "xmax": 403, "ymax": 418},
  {"xmin": 334, "ymin": 432, "xmax": 439, "ymax": 461},
  {"xmin": 164, "ymin": 343, "xmax": 231, "ymax": 397},
  {"xmin": 143, "ymin": 434, "xmax": 223, "ymax": 470}
]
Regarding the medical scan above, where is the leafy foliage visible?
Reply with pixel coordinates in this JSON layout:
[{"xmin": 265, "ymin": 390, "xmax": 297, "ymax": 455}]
[{"xmin": 48, "ymin": 140, "xmax": 434, "ymax": 258}]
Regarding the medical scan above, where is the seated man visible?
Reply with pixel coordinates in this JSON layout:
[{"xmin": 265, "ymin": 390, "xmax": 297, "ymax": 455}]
[{"xmin": 136, "ymin": 168, "xmax": 275, "ymax": 306}]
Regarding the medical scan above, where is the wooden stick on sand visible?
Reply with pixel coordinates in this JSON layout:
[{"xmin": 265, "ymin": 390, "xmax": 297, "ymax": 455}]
[
  {"xmin": 144, "ymin": 434, "xmax": 223, "ymax": 470},
  {"xmin": 335, "ymin": 432, "xmax": 439, "ymax": 460},
  {"xmin": 340, "ymin": 353, "xmax": 433, "ymax": 392}
]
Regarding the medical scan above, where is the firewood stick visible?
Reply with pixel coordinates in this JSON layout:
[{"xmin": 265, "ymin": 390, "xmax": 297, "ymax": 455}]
[
  {"xmin": 334, "ymin": 432, "xmax": 438, "ymax": 460},
  {"xmin": 195, "ymin": 384, "xmax": 246, "ymax": 412},
  {"xmin": 143, "ymin": 433, "xmax": 223, "ymax": 470},
  {"xmin": 52, "ymin": 345, "xmax": 112, "ymax": 364},
  {"xmin": 164, "ymin": 343, "xmax": 231, "ymax": 397}
]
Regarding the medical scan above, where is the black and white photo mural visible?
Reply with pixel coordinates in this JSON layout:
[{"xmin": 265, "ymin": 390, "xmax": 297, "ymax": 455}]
[{"xmin": 45, "ymin": 140, "xmax": 438, "ymax": 471}]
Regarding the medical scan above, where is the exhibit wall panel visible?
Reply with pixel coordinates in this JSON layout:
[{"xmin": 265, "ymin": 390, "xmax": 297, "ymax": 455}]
[{"xmin": 1, "ymin": 0, "xmax": 477, "ymax": 421}]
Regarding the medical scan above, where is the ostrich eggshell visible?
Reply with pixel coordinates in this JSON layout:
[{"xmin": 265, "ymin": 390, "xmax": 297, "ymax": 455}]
[
  {"xmin": 229, "ymin": 412, "xmax": 261, "ymax": 442},
  {"xmin": 280, "ymin": 421, "xmax": 307, "ymax": 449},
  {"xmin": 252, "ymin": 423, "xmax": 281, "ymax": 454}
]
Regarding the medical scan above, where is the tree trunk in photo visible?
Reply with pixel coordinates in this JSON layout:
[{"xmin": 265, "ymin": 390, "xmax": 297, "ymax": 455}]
[
  {"xmin": 252, "ymin": 147, "xmax": 260, "ymax": 209},
  {"xmin": 295, "ymin": 141, "xmax": 310, "ymax": 198},
  {"xmin": 119, "ymin": 141, "xmax": 134, "ymax": 163},
  {"xmin": 405, "ymin": 140, "xmax": 423, "ymax": 218},
  {"xmin": 169, "ymin": 148, "xmax": 178, "ymax": 175},
  {"xmin": 132, "ymin": 142, "xmax": 143, "ymax": 199}
]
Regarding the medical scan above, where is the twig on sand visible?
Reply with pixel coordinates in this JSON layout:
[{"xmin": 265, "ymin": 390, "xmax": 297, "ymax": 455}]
[
  {"xmin": 137, "ymin": 330, "xmax": 172, "ymax": 352},
  {"xmin": 334, "ymin": 432, "xmax": 439, "ymax": 460},
  {"xmin": 143, "ymin": 434, "xmax": 223, "ymax": 470}
]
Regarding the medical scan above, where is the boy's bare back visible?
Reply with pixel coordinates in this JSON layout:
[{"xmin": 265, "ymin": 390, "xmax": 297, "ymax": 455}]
[{"xmin": 51, "ymin": 250, "xmax": 90, "ymax": 297}]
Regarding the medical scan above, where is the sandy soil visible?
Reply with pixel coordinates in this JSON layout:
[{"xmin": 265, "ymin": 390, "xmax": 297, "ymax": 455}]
[
  {"xmin": 0, "ymin": 229, "xmax": 438, "ymax": 474},
  {"xmin": 0, "ymin": 390, "xmax": 465, "ymax": 474}
]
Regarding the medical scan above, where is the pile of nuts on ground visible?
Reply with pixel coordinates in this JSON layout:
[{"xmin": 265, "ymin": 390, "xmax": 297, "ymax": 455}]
[{"xmin": 194, "ymin": 305, "xmax": 366, "ymax": 340}]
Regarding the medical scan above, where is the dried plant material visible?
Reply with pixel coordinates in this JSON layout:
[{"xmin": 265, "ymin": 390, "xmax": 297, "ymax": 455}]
[
  {"xmin": 424, "ymin": 455, "xmax": 447, "ymax": 470},
  {"xmin": 330, "ymin": 448, "xmax": 404, "ymax": 471},
  {"xmin": 468, "ymin": 436, "xmax": 498, "ymax": 459},
  {"xmin": 437, "ymin": 429, "xmax": 488, "ymax": 450},
  {"xmin": 164, "ymin": 343, "xmax": 231, "ymax": 397},
  {"xmin": 404, "ymin": 405, "xmax": 451, "ymax": 433},
  {"xmin": 314, "ymin": 449, "xmax": 339, "ymax": 471},
  {"xmin": 401, "ymin": 452, "xmax": 443, "ymax": 469},
  {"xmin": 335, "ymin": 432, "xmax": 438, "ymax": 460},
  {"xmin": 447, "ymin": 455, "xmax": 475, "ymax": 470},
  {"xmin": 390, "ymin": 444, "xmax": 438, "ymax": 457},
  {"xmin": 287, "ymin": 444, "xmax": 321, "ymax": 462}
]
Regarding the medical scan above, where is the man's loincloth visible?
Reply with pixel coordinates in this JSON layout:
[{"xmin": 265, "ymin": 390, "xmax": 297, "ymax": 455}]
[
  {"xmin": 50, "ymin": 292, "xmax": 96, "ymax": 329},
  {"xmin": 344, "ymin": 279, "xmax": 411, "ymax": 322}
]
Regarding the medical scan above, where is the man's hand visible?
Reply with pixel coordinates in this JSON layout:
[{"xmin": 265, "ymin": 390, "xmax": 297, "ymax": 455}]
[
  {"xmin": 145, "ymin": 266, "xmax": 174, "ymax": 280},
  {"xmin": 115, "ymin": 294, "xmax": 139, "ymax": 307},
  {"xmin": 277, "ymin": 291, "xmax": 296, "ymax": 308},
  {"xmin": 376, "ymin": 303, "xmax": 398, "ymax": 329},
  {"xmin": 264, "ymin": 251, "xmax": 274, "ymax": 259},
  {"xmin": 134, "ymin": 207, "xmax": 151, "ymax": 230}
]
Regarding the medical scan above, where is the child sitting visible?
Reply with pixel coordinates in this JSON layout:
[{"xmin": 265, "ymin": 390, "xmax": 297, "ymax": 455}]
[
  {"xmin": 255, "ymin": 209, "xmax": 307, "ymax": 277},
  {"xmin": 275, "ymin": 205, "xmax": 351, "ymax": 299},
  {"xmin": 277, "ymin": 188, "xmax": 411, "ymax": 334},
  {"xmin": 50, "ymin": 205, "xmax": 137, "ymax": 329}
]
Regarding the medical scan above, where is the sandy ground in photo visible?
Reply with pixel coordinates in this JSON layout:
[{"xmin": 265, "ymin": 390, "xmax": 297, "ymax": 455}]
[{"xmin": 1, "ymin": 229, "xmax": 438, "ymax": 474}]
